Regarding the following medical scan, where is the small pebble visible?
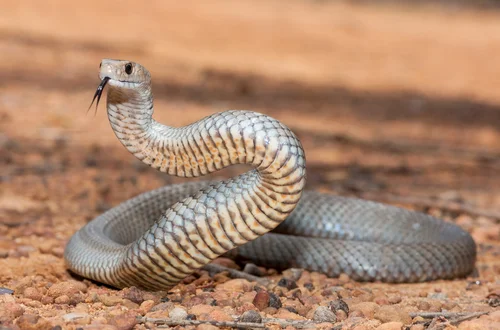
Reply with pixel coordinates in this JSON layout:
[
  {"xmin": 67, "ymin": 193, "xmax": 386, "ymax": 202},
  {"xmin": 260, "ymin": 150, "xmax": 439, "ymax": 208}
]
[
  {"xmin": 196, "ymin": 325, "xmax": 219, "ymax": 330},
  {"xmin": 313, "ymin": 306, "xmax": 337, "ymax": 323},
  {"xmin": 275, "ymin": 308, "xmax": 306, "ymax": 320},
  {"xmin": 47, "ymin": 281, "xmax": 87, "ymax": 298},
  {"xmin": 351, "ymin": 302, "xmax": 379, "ymax": 318},
  {"xmin": 442, "ymin": 301, "xmax": 458, "ymax": 311},
  {"xmin": 388, "ymin": 295, "xmax": 402, "ymax": 304},
  {"xmin": 16, "ymin": 314, "xmax": 51, "ymax": 329},
  {"xmin": 282, "ymin": 268, "xmax": 304, "ymax": 282},
  {"xmin": 207, "ymin": 309, "xmax": 233, "ymax": 322},
  {"xmin": 329, "ymin": 298, "xmax": 349, "ymax": 314},
  {"xmin": 23, "ymin": 287, "xmax": 42, "ymax": 301},
  {"xmin": 55, "ymin": 294, "xmax": 70, "ymax": 304},
  {"xmin": 0, "ymin": 287, "xmax": 14, "ymax": 295},
  {"xmin": 108, "ymin": 311, "xmax": 137, "ymax": 330},
  {"xmin": 62, "ymin": 312, "xmax": 91, "ymax": 325},
  {"xmin": 99, "ymin": 295, "xmax": 124, "ymax": 307},
  {"xmin": 0, "ymin": 302, "xmax": 24, "ymax": 322},
  {"xmin": 169, "ymin": 307, "xmax": 188, "ymax": 321},
  {"xmin": 277, "ymin": 278, "xmax": 298, "ymax": 290},
  {"xmin": 252, "ymin": 290, "xmax": 270, "ymax": 310},
  {"xmin": 336, "ymin": 310, "xmax": 348, "ymax": 321},
  {"xmin": 417, "ymin": 301, "xmax": 430, "ymax": 311},
  {"xmin": 190, "ymin": 304, "xmax": 215, "ymax": 316},
  {"xmin": 374, "ymin": 305, "xmax": 411, "ymax": 324},
  {"xmin": 216, "ymin": 279, "xmax": 252, "ymax": 292},
  {"xmin": 269, "ymin": 292, "xmax": 282, "ymax": 309},
  {"xmin": 240, "ymin": 310, "xmax": 262, "ymax": 323},
  {"xmin": 122, "ymin": 286, "xmax": 144, "ymax": 304},
  {"xmin": 376, "ymin": 322, "xmax": 404, "ymax": 330},
  {"xmin": 338, "ymin": 273, "xmax": 350, "ymax": 284},
  {"xmin": 303, "ymin": 282, "xmax": 314, "ymax": 291},
  {"xmin": 139, "ymin": 300, "xmax": 155, "ymax": 314},
  {"xmin": 150, "ymin": 302, "xmax": 174, "ymax": 312}
]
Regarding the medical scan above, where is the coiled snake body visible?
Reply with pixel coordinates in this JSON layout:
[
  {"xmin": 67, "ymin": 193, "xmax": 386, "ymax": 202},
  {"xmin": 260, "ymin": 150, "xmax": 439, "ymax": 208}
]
[{"xmin": 64, "ymin": 59, "xmax": 476, "ymax": 291}]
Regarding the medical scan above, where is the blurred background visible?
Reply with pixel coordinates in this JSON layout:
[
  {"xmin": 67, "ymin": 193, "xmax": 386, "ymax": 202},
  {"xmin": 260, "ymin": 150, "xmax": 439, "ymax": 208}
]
[{"xmin": 1, "ymin": 0, "xmax": 500, "ymax": 234}]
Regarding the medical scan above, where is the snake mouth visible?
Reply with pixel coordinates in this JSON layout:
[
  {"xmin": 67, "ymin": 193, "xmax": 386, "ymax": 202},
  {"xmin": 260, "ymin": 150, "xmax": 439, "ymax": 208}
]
[{"xmin": 88, "ymin": 76, "xmax": 111, "ymax": 113}]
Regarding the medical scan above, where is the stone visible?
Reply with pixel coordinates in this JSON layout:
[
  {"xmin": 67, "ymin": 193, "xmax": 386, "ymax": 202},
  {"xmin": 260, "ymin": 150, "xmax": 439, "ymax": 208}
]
[
  {"xmin": 15, "ymin": 314, "xmax": 52, "ymax": 330},
  {"xmin": 313, "ymin": 306, "xmax": 337, "ymax": 323},
  {"xmin": 169, "ymin": 307, "xmax": 188, "ymax": 321},
  {"xmin": 0, "ymin": 287, "xmax": 14, "ymax": 295},
  {"xmin": 108, "ymin": 311, "xmax": 137, "ymax": 330},
  {"xmin": 277, "ymin": 278, "xmax": 298, "ymax": 290},
  {"xmin": 374, "ymin": 305, "xmax": 411, "ymax": 324},
  {"xmin": 62, "ymin": 312, "xmax": 91, "ymax": 325},
  {"xmin": 417, "ymin": 300, "xmax": 430, "ymax": 311},
  {"xmin": 121, "ymin": 286, "xmax": 144, "ymax": 304},
  {"xmin": 388, "ymin": 295, "xmax": 402, "ymax": 304},
  {"xmin": 269, "ymin": 292, "xmax": 282, "ymax": 309},
  {"xmin": 329, "ymin": 298, "xmax": 349, "ymax": 314},
  {"xmin": 216, "ymin": 279, "xmax": 252, "ymax": 292},
  {"xmin": 0, "ymin": 302, "xmax": 24, "ymax": 323},
  {"xmin": 252, "ymin": 290, "xmax": 270, "ymax": 310},
  {"xmin": 47, "ymin": 281, "xmax": 87, "ymax": 298},
  {"xmin": 99, "ymin": 295, "xmax": 125, "ymax": 307},
  {"xmin": 139, "ymin": 300, "xmax": 155, "ymax": 314},
  {"xmin": 351, "ymin": 302, "xmax": 379, "ymax": 318},
  {"xmin": 196, "ymin": 325, "xmax": 220, "ymax": 330},
  {"xmin": 23, "ymin": 287, "xmax": 42, "ymax": 301},
  {"xmin": 275, "ymin": 308, "xmax": 306, "ymax": 320},
  {"xmin": 240, "ymin": 310, "xmax": 262, "ymax": 323},
  {"xmin": 376, "ymin": 322, "xmax": 404, "ymax": 330},
  {"xmin": 207, "ymin": 309, "xmax": 233, "ymax": 322},
  {"xmin": 54, "ymin": 295, "xmax": 70, "ymax": 304},
  {"xmin": 190, "ymin": 304, "xmax": 215, "ymax": 316}
]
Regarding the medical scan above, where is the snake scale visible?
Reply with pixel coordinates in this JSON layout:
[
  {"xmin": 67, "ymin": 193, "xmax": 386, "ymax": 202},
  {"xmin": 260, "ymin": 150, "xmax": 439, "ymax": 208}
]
[{"xmin": 64, "ymin": 59, "xmax": 476, "ymax": 291}]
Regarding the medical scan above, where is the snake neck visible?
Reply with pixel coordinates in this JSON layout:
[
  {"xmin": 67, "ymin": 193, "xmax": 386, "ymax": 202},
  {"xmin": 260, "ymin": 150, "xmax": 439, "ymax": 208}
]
[
  {"xmin": 106, "ymin": 82, "xmax": 306, "ymax": 184},
  {"xmin": 106, "ymin": 83, "xmax": 159, "ymax": 160}
]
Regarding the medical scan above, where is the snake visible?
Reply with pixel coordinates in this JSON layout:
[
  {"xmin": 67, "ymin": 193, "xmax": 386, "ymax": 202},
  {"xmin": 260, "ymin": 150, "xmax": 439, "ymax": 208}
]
[{"xmin": 64, "ymin": 59, "xmax": 476, "ymax": 291}]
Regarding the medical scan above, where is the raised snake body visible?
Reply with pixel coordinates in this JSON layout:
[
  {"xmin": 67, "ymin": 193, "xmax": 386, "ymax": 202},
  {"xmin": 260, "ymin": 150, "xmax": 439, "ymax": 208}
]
[{"xmin": 64, "ymin": 59, "xmax": 476, "ymax": 290}]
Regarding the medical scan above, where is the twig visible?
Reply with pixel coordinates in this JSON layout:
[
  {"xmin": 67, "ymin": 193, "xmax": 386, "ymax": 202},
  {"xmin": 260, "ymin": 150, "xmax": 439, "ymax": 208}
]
[
  {"xmin": 449, "ymin": 312, "xmax": 490, "ymax": 325},
  {"xmin": 361, "ymin": 192, "xmax": 500, "ymax": 220},
  {"xmin": 138, "ymin": 316, "xmax": 331, "ymax": 329},
  {"xmin": 426, "ymin": 316, "xmax": 448, "ymax": 330},
  {"xmin": 142, "ymin": 317, "xmax": 266, "ymax": 328},
  {"xmin": 410, "ymin": 311, "xmax": 489, "ymax": 328},
  {"xmin": 202, "ymin": 263, "xmax": 271, "ymax": 286},
  {"xmin": 409, "ymin": 311, "xmax": 489, "ymax": 319}
]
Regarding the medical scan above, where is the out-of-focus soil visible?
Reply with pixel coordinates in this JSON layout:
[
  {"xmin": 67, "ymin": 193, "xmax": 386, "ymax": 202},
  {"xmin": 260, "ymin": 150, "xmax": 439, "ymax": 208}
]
[{"xmin": 0, "ymin": 1, "xmax": 499, "ymax": 329}]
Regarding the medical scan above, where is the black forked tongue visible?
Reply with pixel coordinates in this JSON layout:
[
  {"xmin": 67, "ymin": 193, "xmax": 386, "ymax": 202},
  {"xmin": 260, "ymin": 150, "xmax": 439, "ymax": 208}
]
[{"xmin": 88, "ymin": 76, "xmax": 111, "ymax": 115}]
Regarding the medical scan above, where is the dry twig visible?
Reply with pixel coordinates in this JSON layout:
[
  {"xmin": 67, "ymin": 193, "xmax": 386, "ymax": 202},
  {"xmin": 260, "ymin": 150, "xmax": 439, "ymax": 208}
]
[
  {"xmin": 202, "ymin": 263, "xmax": 271, "ymax": 286},
  {"xmin": 138, "ymin": 316, "xmax": 331, "ymax": 329},
  {"xmin": 410, "ymin": 311, "xmax": 490, "ymax": 328}
]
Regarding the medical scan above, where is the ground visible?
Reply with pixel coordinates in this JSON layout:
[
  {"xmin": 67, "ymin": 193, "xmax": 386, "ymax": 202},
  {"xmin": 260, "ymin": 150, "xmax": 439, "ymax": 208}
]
[{"xmin": 0, "ymin": 0, "xmax": 499, "ymax": 329}]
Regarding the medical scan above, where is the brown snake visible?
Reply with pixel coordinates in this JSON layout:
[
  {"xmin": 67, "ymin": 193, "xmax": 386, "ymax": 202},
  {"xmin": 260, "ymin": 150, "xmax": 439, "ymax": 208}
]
[{"xmin": 64, "ymin": 59, "xmax": 476, "ymax": 291}]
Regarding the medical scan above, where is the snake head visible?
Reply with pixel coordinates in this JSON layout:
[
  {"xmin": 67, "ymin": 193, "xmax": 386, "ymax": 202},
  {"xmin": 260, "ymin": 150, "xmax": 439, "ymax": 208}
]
[
  {"xmin": 99, "ymin": 59, "xmax": 151, "ymax": 86},
  {"xmin": 89, "ymin": 59, "xmax": 152, "ymax": 112}
]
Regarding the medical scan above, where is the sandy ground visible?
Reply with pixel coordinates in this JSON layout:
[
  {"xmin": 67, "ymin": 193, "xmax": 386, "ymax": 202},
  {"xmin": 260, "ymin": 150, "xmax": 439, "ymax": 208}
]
[{"xmin": 0, "ymin": 0, "xmax": 499, "ymax": 329}]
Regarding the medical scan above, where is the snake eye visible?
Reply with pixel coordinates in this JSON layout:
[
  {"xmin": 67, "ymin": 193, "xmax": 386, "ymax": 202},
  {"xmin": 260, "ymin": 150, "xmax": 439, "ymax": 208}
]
[{"xmin": 125, "ymin": 63, "xmax": 133, "ymax": 75}]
